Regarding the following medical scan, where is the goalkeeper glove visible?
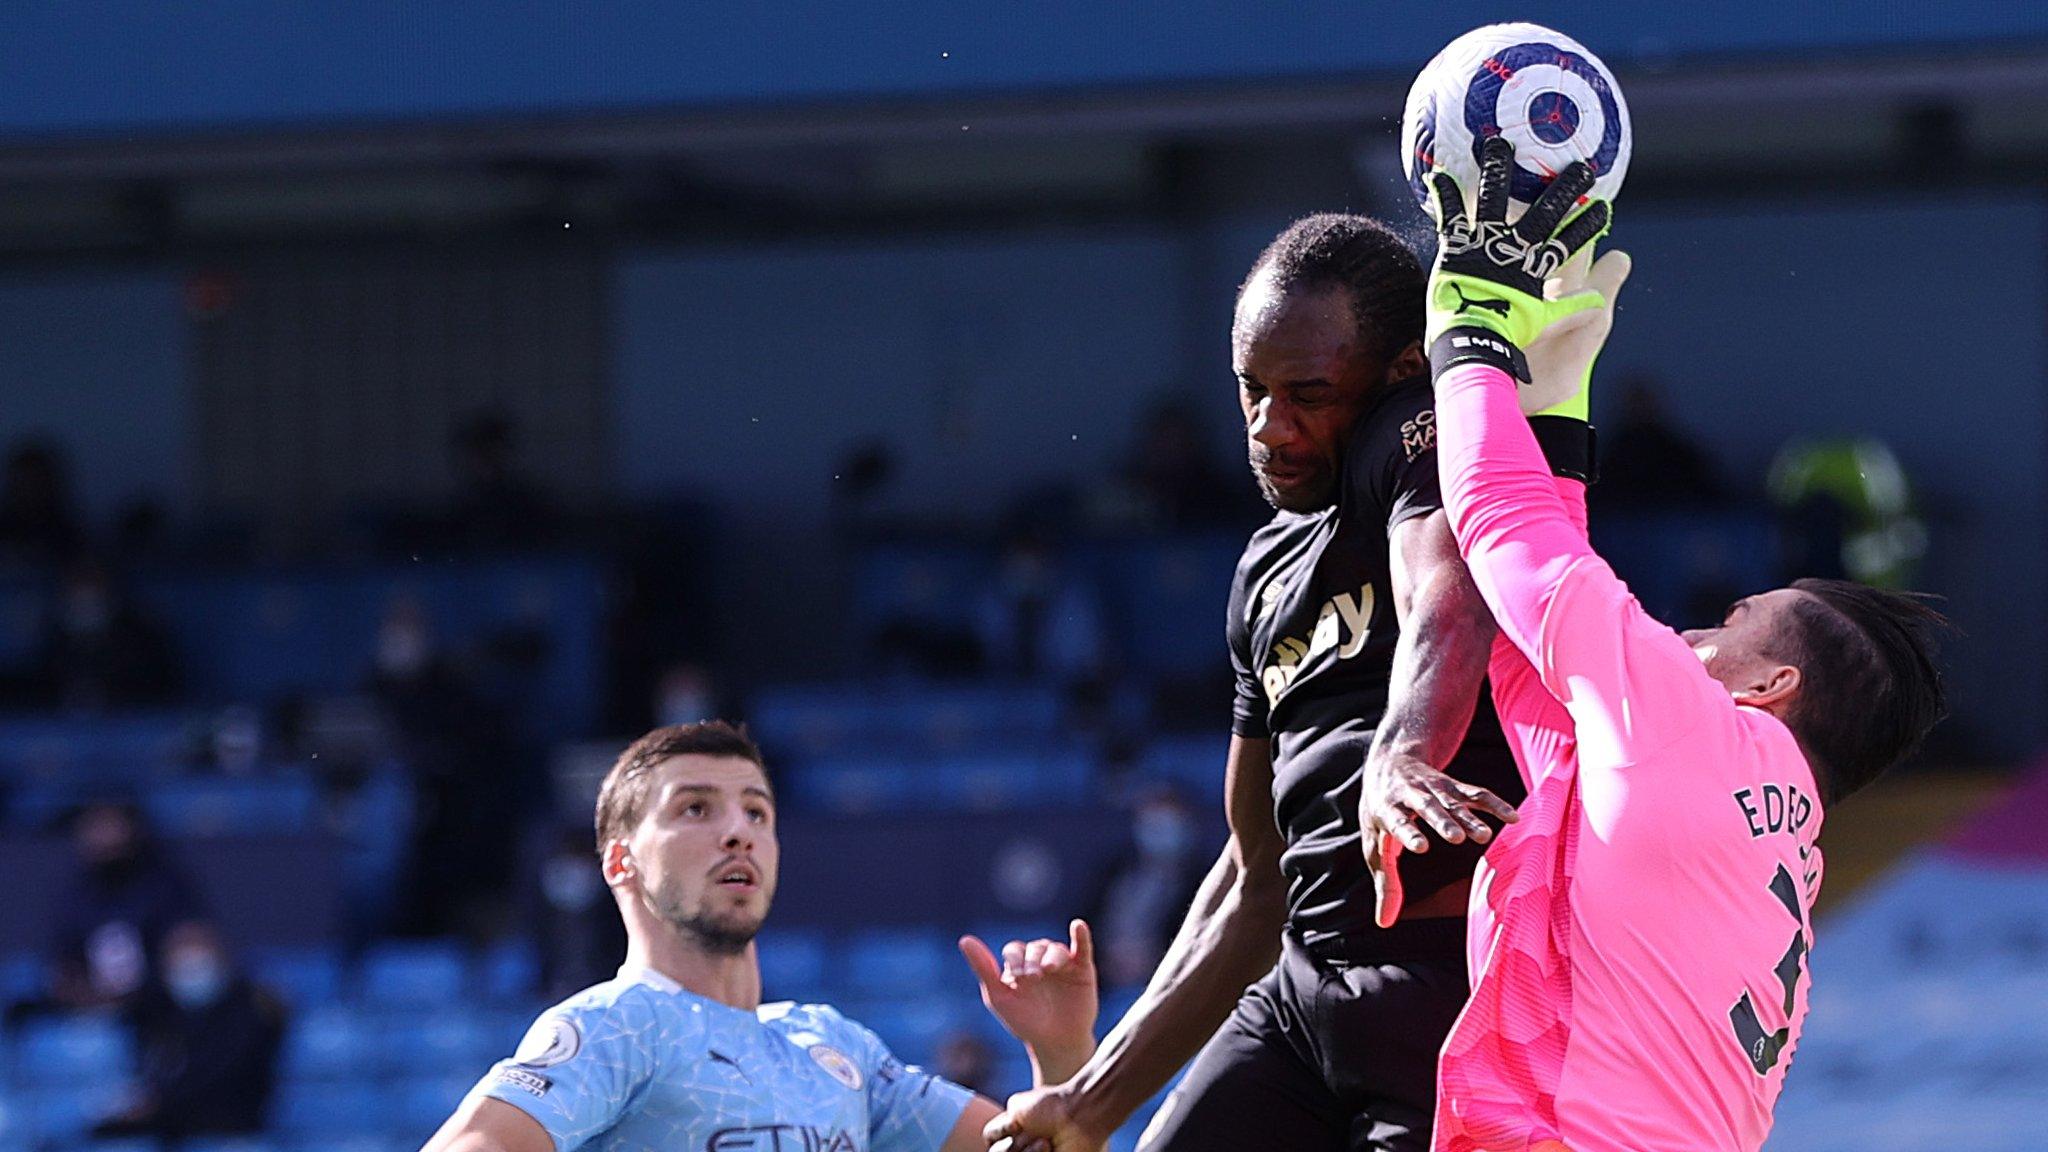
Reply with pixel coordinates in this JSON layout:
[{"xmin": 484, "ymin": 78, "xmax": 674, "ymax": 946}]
[{"xmin": 1424, "ymin": 136, "xmax": 1612, "ymax": 384}]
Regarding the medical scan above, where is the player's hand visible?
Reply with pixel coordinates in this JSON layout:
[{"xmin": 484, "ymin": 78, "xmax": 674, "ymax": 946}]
[
  {"xmin": 984, "ymin": 1084, "xmax": 1109, "ymax": 1152},
  {"xmin": 1522, "ymin": 248, "xmax": 1632, "ymax": 419},
  {"xmin": 1425, "ymin": 136, "xmax": 1612, "ymax": 378},
  {"xmin": 1360, "ymin": 752, "xmax": 1518, "ymax": 928},
  {"xmin": 960, "ymin": 920, "xmax": 1099, "ymax": 1069}
]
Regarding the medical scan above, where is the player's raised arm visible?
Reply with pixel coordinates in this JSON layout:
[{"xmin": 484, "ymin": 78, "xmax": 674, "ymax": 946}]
[
  {"xmin": 1423, "ymin": 138, "xmax": 1732, "ymax": 766},
  {"xmin": 986, "ymin": 734, "xmax": 1285, "ymax": 1150},
  {"xmin": 1358, "ymin": 509, "xmax": 1516, "ymax": 926},
  {"xmin": 960, "ymin": 919, "xmax": 1100, "ymax": 1087}
]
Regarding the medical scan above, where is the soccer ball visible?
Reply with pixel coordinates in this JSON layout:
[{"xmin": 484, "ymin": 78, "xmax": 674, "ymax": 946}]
[{"xmin": 1401, "ymin": 23, "xmax": 1631, "ymax": 221}]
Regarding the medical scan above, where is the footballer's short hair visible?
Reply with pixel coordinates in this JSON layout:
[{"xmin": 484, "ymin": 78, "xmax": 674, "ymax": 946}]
[
  {"xmin": 1779, "ymin": 578, "xmax": 1948, "ymax": 804},
  {"xmin": 1242, "ymin": 214, "xmax": 1426, "ymax": 367},
  {"xmin": 593, "ymin": 721, "xmax": 767, "ymax": 853}
]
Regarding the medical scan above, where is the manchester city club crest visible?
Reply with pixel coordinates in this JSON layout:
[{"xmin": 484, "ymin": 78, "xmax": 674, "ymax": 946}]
[{"xmin": 808, "ymin": 1044, "xmax": 863, "ymax": 1090}]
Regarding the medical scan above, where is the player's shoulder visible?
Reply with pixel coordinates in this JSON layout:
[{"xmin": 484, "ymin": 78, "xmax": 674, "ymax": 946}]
[
  {"xmin": 1347, "ymin": 376, "xmax": 1437, "ymax": 462},
  {"xmin": 759, "ymin": 1000, "xmax": 870, "ymax": 1044},
  {"xmin": 759, "ymin": 1000, "xmax": 888, "ymax": 1070},
  {"xmin": 518, "ymin": 969, "xmax": 716, "ymax": 1059}
]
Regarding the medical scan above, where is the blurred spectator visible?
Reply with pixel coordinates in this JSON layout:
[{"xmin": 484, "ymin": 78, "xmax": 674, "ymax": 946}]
[
  {"xmin": 367, "ymin": 596, "xmax": 520, "ymax": 935},
  {"xmin": 1090, "ymin": 400, "xmax": 1252, "ymax": 532},
  {"xmin": 975, "ymin": 523, "xmax": 1106, "ymax": 688},
  {"xmin": 0, "ymin": 437, "xmax": 83, "ymax": 565},
  {"xmin": 537, "ymin": 828, "xmax": 625, "ymax": 999},
  {"xmin": 1087, "ymin": 787, "xmax": 1207, "ymax": 988},
  {"xmin": 654, "ymin": 661, "xmax": 729, "ymax": 730},
  {"xmin": 92, "ymin": 919, "xmax": 287, "ymax": 1141},
  {"xmin": 8, "ymin": 802, "xmax": 207, "ymax": 1021},
  {"xmin": 935, "ymin": 1030, "xmax": 997, "ymax": 1097},
  {"xmin": 1598, "ymin": 377, "xmax": 1723, "ymax": 508},
  {"xmin": 31, "ymin": 556, "xmax": 181, "ymax": 709},
  {"xmin": 1769, "ymin": 437, "xmax": 1928, "ymax": 589},
  {"xmin": 446, "ymin": 410, "xmax": 555, "ymax": 551}
]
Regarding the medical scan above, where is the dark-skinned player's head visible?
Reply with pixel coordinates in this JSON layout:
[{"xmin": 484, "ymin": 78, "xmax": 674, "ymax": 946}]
[
  {"xmin": 1679, "ymin": 579, "xmax": 1947, "ymax": 805},
  {"xmin": 1234, "ymin": 214, "xmax": 1427, "ymax": 513}
]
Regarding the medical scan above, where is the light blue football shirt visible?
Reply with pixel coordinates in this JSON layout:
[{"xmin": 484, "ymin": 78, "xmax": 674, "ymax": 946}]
[{"xmin": 472, "ymin": 966, "xmax": 976, "ymax": 1152}]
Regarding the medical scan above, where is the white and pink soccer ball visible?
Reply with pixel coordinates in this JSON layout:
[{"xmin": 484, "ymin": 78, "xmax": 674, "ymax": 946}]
[{"xmin": 1401, "ymin": 23, "xmax": 1632, "ymax": 221}]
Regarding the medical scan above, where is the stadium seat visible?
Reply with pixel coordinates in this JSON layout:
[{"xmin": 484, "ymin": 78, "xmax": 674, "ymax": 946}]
[
  {"xmin": 272, "ymin": 1082, "xmax": 382, "ymax": 1136},
  {"xmin": 14, "ymin": 1082, "xmax": 126, "ymax": 1142},
  {"xmin": 1135, "ymin": 734, "xmax": 1226, "ymax": 789},
  {"xmin": 145, "ymin": 775, "xmax": 321, "ymax": 837},
  {"xmin": 0, "ymin": 952, "xmax": 44, "ymax": 1004},
  {"xmin": 378, "ymin": 1011, "xmax": 500, "ymax": 1077},
  {"xmin": 475, "ymin": 938, "xmax": 539, "ymax": 1003},
  {"xmin": 927, "ymin": 748, "xmax": 1095, "ymax": 810},
  {"xmin": 11, "ymin": 1015, "xmax": 133, "ymax": 1086},
  {"xmin": 356, "ymin": 941, "xmax": 468, "ymax": 1006},
  {"xmin": 282, "ymin": 1006, "xmax": 374, "ymax": 1081},
  {"xmin": 844, "ymin": 929, "xmax": 954, "ymax": 997},
  {"xmin": 792, "ymin": 758, "xmax": 922, "ymax": 815},
  {"xmin": 0, "ymin": 711, "xmax": 199, "ymax": 786},
  {"xmin": 181, "ymin": 1139, "xmax": 279, "ymax": 1152},
  {"xmin": 393, "ymin": 1076, "xmax": 476, "ymax": 1142},
  {"xmin": 839, "ymin": 998, "xmax": 958, "ymax": 1066},
  {"xmin": 253, "ymin": 947, "xmax": 346, "ymax": 1009},
  {"xmin": 291, "ymin": 1136, "xmax": 410, "ymax": 1152},
  {"xmin": 756, "ymin": 929, "xmax": 829, "ymax": 1001},
  {"xmin": 79, "ymin": 1139, "xmax": 160, "ymax": 1152}
]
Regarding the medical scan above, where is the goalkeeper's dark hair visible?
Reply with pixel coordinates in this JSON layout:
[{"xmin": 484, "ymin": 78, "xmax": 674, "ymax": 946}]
[
  {"xmin": 1777, "ymin": 579, "xmax": 1948, "ymax": 805},
  {"xmin": 1242, "ymin": 214, "xmax": 1425, "ymax": 366}
]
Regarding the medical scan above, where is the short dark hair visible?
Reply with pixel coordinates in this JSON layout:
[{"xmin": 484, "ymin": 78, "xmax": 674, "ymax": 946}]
[
  {"xmin": 593, "ymin": 721, "xmax": 766, "ymax": 853},
  {"xmin": 1242, "ymin": 214, "xmax": 1425, "ymax": 366},
  {"xmin": 1779, "ymin": 579, "xmax": 1948, "ymax": 804}
]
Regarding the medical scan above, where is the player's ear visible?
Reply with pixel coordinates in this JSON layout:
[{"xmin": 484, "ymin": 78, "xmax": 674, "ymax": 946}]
[
  {"xmin": 1734, "ymin": 663, "xmax": 1802, "ymax": 711},
  {"xmin": 601, "ymin": 840, "xmax": 637, "ymax": 889},
  {"xmin": 1385, "ymin": 339, "xmax": 1426, "ymax": 384}
]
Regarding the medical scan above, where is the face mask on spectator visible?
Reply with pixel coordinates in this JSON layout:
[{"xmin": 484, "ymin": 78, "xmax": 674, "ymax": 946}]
[
  {"xmin": 376, "ymin": 622, "xmax": 431, "ymax": 678},
  {"xmin": 165, "ymin": 954, "xmax": 229, "ymax": 1009}
]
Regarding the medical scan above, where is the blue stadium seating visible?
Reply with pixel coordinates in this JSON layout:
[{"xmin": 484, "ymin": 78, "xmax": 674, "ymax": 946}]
[
  {"xmin": 272, "ymin": 1082, "xmax": 382, "ymax": 1137},
  {"xmin": 793, "ymin": 745, "xmax": 1096, "ymax": 815},
  {"xmin": 476, "ymin": 938, "xmax": 539, "ymax": 1003},
  {"xmin": 145, "ymin": 775, "xmax": 321, "ymax": 837},
  {"xmin": 1085, "ymin": 535, "xmax": 1241, "ymax": 677},
  {"xmin": 282, "ymin": 1006, "xmax": 375, "ymax": 1081},
  {"xmin": 291, "ymin": 1136, "xmax": 411, "ymax": 1152},
  {"xmin": 182, "ymin": 1139, "xmax": 280, "ymax": 1152},
  {"xmin": 752, "ymin": 683, "xmax": 1064, "ymax": 759},
  {"xmin": 756, "ymin": 928, "xmax": 828, "ymax": 1000},
  {"xmin": 13, "ymin": 1082, "xmax": 126, "ymax": 1142},
  {"xmin": 0, "ymin": 952, "xmax": 43, "ymax": 1004},
  {"xmin": 0, "ymin": 711, "xmax": 199, "ymax": 785},
  {"xmin": 355, "ymin": 942, "xmax": 467, "ymax": 1007},
  {"xmin": 378, "ymin": 1011, "xmax": 500, "ymax": 1077},
  {"xmin": 10, "ymin": 1015, "xmax": 132, "ymax": 1086},
  {"xmin": 393, "ymin": 1076, "xmax": 475, "ymax": 1142},
  {"xmin": 131, "ymin": 557, "xmax": 608, "ymax": 741},
  {"xmin": 838, "ymin": 997, "xmax": 958, "ymax": 1066},
  {"xmin": 844, "ymin": 929, "xmax": 955, "ymax": 997},
  {"xmin": 1134, "ymin": 734, "xmax": 1225, "ymax": 790},
  {"xmin": 253, "ymin": 947, "xmax": 347, "ymax": 1009}
]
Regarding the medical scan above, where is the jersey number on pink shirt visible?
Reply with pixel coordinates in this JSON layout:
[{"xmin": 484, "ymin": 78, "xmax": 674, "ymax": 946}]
[{"xmin": 1727, "ymin": 862, "xmax": 1811, "ymax": 1074}]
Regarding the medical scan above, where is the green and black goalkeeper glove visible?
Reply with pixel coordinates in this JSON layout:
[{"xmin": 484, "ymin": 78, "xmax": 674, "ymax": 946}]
[{"xmin": 1425, "ymin": 135, "xmax": 1613, "ymax": 384}]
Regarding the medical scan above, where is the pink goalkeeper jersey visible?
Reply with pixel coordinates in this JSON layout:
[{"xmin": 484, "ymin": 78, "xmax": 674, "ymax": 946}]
[{"xmin": 1429, "ymin": 362, "xmax": 1824, "ymax": 1152}]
